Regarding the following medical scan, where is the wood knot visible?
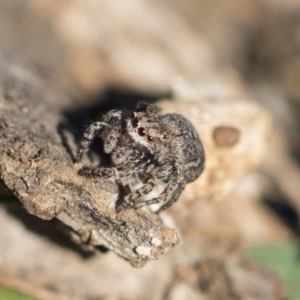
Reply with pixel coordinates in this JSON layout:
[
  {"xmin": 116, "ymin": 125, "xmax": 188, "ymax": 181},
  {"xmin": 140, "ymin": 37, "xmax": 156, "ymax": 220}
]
[{"xmin": 213, "ymin": 126, "xmax": 240, "ymax": 147}]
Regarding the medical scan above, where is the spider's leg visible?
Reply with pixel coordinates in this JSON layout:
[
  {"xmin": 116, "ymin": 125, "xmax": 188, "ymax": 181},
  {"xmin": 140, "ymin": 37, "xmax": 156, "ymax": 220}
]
[
  {"xmin": 115, "ymin": 176, "xmax": 156, "ymax": 213},
  {"xmin": 101, "ymin": 110, "xmax": 122, "ymax": 153},
  {"xmin": 135, "ymin": 172, "xmax": 184, "ymax": 208},
  {"xmin": 132, "ymin": 170, "xmax": 185, "ymax": 211},
  {"xmin": 103, "ymin": 128, "xmax": 120, "ymax": 153},
  {"xmin": 155, "ymin": 180, "xmax": 186, "ymax": 213},
  {"xmin": 76, "ymin": 121, "xmax": 109, "ymax": 162},
  {"xmin": 102, "ymin": 109, "xmax": 122, "ymax": 127},
  {"xmin": 79, "ymin": 166, "xmax": 133, "ymax": 180}
]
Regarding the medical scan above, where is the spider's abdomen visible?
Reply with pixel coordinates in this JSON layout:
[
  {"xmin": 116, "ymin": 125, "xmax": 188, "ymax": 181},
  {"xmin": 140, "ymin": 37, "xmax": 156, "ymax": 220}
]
[{"xmin": 162, "ymin": 114, "xmax": 205, "ymax": 183}]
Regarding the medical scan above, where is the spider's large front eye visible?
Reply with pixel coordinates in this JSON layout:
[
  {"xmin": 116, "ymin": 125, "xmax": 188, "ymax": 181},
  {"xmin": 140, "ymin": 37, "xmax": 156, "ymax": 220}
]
[{"xmin": 138, "ymin": 127, "xmax": 146, "ymax": 136}]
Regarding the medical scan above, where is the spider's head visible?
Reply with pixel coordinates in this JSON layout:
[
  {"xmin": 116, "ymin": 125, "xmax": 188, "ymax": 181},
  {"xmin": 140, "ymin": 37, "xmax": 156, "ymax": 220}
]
[{"xmin": 127, "ymin": 102, "xmax": 170, "ymax": 155}]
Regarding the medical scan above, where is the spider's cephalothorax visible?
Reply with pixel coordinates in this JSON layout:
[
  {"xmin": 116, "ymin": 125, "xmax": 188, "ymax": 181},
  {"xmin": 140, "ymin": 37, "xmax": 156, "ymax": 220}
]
[{"xmin": 76, "ymin": 102, "xmax": 205, "ymax": 213}]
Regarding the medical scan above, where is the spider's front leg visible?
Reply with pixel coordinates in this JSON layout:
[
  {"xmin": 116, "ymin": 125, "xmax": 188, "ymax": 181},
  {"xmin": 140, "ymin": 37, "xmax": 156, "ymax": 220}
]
[
  {"xmin": 76, "ymin": 121, "xmax": 109, "ymax": 162},
  {"xmin": 76, "ymin": 110, "xmax": 122, "ymax": 162},
  {"xmin": 101, "ymin": 110, "xmax": 122, "ymax": 153},
  {"xmin": 102, "ymin": 109, "xmax": 122, "ymax": 127},
  {"xmin": 79, "ymin": 165, "xmax": 134, "ymax": 180}
]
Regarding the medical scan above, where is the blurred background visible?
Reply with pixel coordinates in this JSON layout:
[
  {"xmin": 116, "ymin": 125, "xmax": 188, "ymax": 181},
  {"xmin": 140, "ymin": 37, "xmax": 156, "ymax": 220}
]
[{"xmin": 0, "ymin": 0, "xmax": 300, "ymax": 299}]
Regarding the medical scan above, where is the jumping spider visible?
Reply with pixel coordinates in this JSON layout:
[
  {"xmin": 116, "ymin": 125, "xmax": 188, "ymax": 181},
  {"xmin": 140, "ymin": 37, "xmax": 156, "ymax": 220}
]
[{"xmin": 76, "ymin": 102, "xmax": 205, "ymax": 213}]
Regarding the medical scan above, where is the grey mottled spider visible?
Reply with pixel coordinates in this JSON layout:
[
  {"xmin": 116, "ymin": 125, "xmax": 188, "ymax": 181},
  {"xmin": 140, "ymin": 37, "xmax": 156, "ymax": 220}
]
[{"xmin": 76, "ymin": 102, "xmax": 205, "ymax": 213}]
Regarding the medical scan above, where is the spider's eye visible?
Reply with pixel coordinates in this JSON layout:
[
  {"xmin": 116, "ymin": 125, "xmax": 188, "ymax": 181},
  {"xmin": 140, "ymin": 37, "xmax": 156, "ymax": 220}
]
[
  {"xmin": 132, "ymin": 118, "xmax": 139, "ymax": 128},
  {"xmin": 138, "ymin": 127, "xmax": 146, "ymax": 136},
  {"xmin": 148, "ymin": 136, "xmax": 153, "ymax": 141}
]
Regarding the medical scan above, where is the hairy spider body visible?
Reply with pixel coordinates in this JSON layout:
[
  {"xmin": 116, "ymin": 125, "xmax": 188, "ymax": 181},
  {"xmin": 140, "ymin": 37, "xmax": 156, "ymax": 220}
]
[{"xmin": 76, "ymin": 102, "xmax": 205, "ymax": 213}]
